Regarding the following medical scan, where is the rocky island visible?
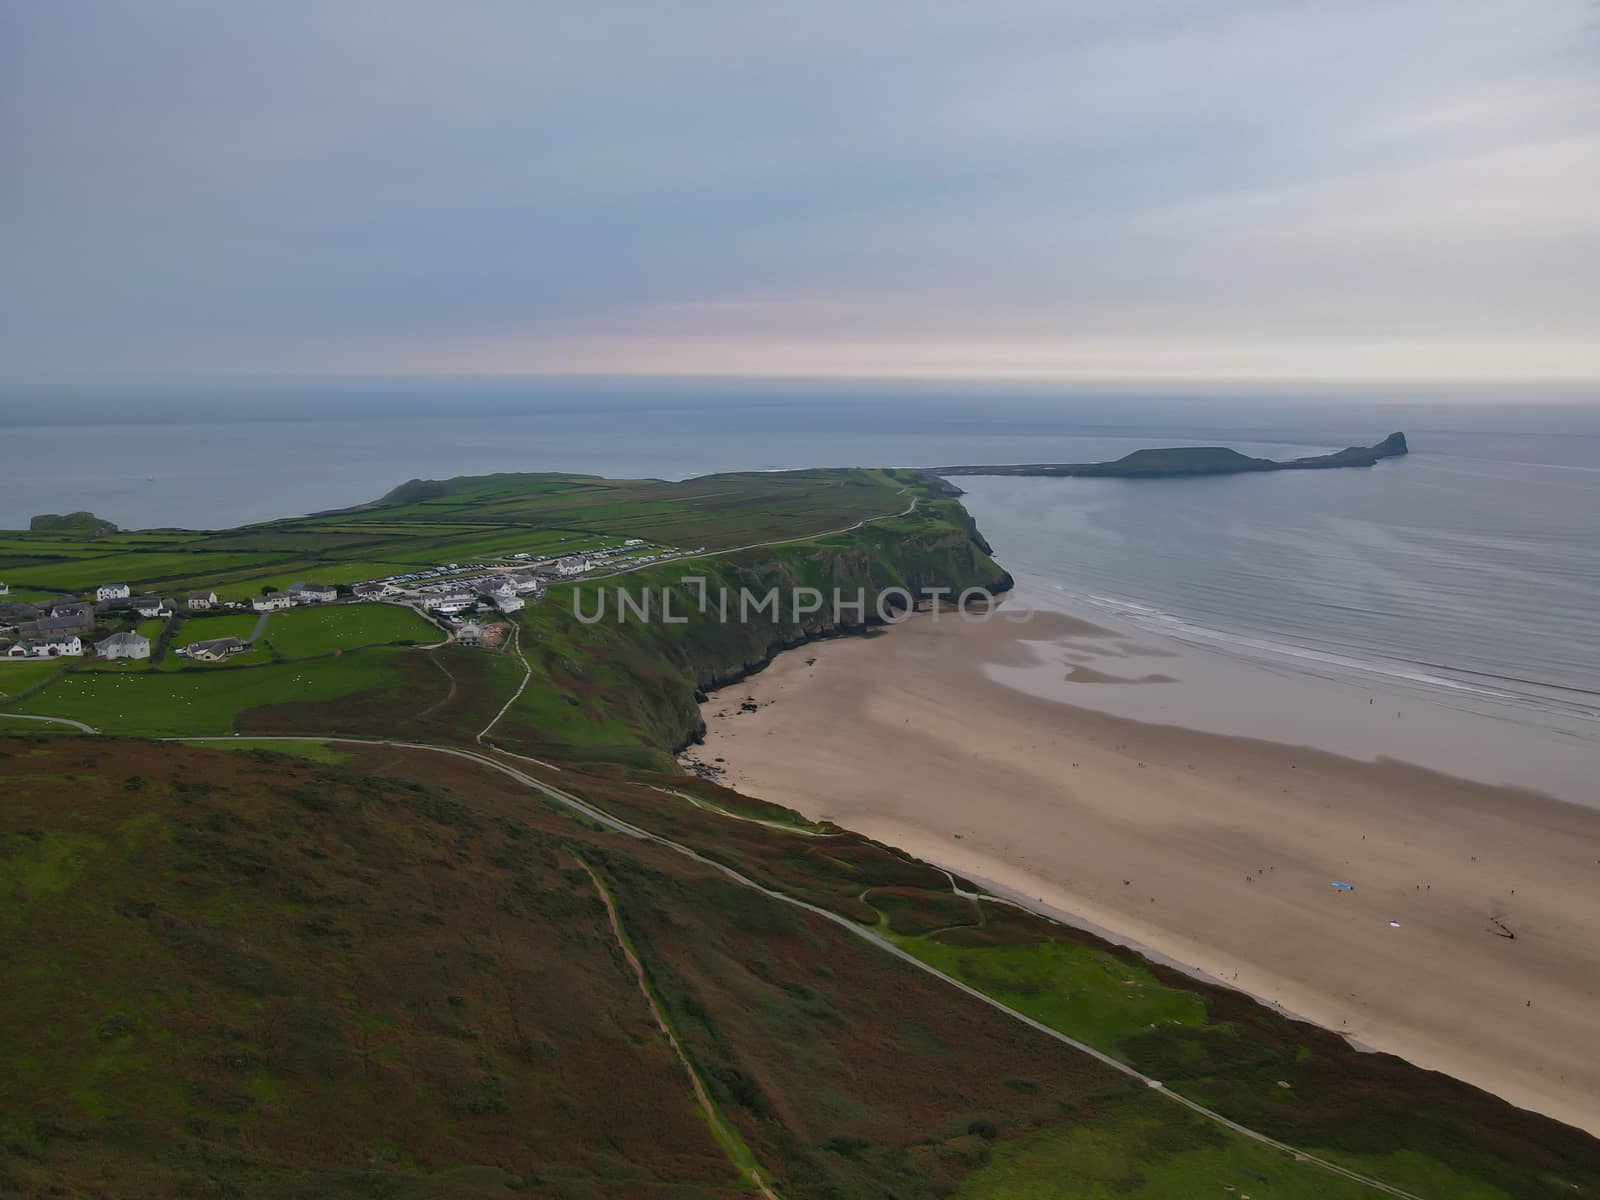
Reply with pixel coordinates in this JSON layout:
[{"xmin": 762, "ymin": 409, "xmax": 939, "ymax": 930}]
[{"xmin": 934, "ymin": 430, "xmax": 1408, "ymax": 481}]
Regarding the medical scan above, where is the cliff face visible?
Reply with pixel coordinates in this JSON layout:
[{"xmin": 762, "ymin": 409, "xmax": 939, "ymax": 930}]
[{"xmin": 509, "ymin": 501, "xmax": 1010, "ymax": 764}]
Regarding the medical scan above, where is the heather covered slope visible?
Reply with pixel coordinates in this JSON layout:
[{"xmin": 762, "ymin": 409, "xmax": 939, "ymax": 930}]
[
  {"xmin": 0, "ymin": 736, "xmax": 1348, "ymax": 1199},
  {"xmin": 6, "ymin": 737, "xmax": 1600, "ymax": 1198}
]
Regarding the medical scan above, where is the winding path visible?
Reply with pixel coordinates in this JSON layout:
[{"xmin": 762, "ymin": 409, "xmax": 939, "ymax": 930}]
[
  {"xmin": 0, "ymin": 711, "xmax": 97, "ymax": 733},
  {"xmin": 170, "ymin": 733, "xmax": 1419, "ymax": 1200},
  {"xmin": 476, "ymin": 623, "xmax": 531, "ymax": 744},
  {"xmin": 578, "ymin": 856, "xmax": 783, "ymax": 1200}
]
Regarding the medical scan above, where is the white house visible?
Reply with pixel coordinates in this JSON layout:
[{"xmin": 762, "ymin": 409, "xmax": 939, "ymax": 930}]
[
  {"xmin": 507, "ymin": 574, "xmax": 542, "ymax": 595},
  {"xmin": 289, "ymin": 582, "xmax": 338, "ymax": 604},
  {"xmin": 457, "ymin": 621, "xmax": 488, "ymax": 646},
  {"xmin": 422, "ymin": 590, "xmax": 475, "ymax": 614},
  {"xmin": 187, "ymin": 591, "xmax": 218, "ymax": 610},
  {"xmin": 8, "ymin": 634, "xmax": 83, "ymax": 658},
  {"xmin": 353, "ymin": 582, "xmax": 401, "ymax": 600},
  {"xmin": 130, "ymin": 595, "xmax": 168, "ymax": 618},
  {"xmin": 96, "ymin": 582, "xmax": 131, "ymax": 602},
  {"xmin": 252, "ymin": 592, "xmax": 294, "ymax": 612},
  {"xmin": 0, "ymin": 581, "xmax": 9, "ymax": 596},
  {"xmin": 96, "ymin": 631, "xmax": 151, "ymax": 660},
  {"xmin": 491, "ymin": 593, "xmax": 525, "ymax": 614}
]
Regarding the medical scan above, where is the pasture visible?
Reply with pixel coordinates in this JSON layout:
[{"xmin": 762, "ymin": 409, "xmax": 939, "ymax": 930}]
[
  {"xmin": 262, "ymin": 602, "xmax": 437, "ymax": 659},
  {"xmin": 5, "ymin": 648, "xmax": 414, "ymax": 736}
]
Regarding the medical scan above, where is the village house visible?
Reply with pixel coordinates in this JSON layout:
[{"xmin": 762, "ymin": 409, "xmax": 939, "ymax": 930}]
[
  {"xmin": 507, "ymin": 573, "xmax": 543, "ymax": 595},
  {"xmin": 421, "ymin": 590, "xmax": 475, "ymax": 615},
  {"xmin": 6, "ymin": 634, "xmax": 83, "ymax": 658},
  {"xmin": 187, "ymin": 591, "xmax": 218, "ymax": 610},
  {"xmin": 129, "ymin": 595, "xmax": 169, "ymax": 618},
  {"xmin": 288, "ymin": 582, "xmax": 338, "ymax": 604},
  {"xmin": 491, "ymin": 593, "xmax": 525, "ymax": 614},
  {"xmin": 185, "ymin": 635, "xmax": 246, "ymax": 662},
  {"xmin": 0, "ymin": 581, "xmax": 9, "ymax": 596},
  {"xmin": 96, "ymin": 631, "xmax": 151, "ymax": 660},
  {"xmin": 456, "ymin": 621, "xmax": 488, "ymax": 646},
  {"xmin": 96, "ymin": 582, "xmax": 131, "ymax": 602},
  {"xmin": 476, "ymin": 576, "xmax": 518, "ymax": 600},
  {"xmin": 252, "ymin": 592, "xmax": 295, "ymax": 612},
  {"xmin": 534, "ymin": 555, "xmax": 588, "ymax": 580},
  {"xmin": 18, "ymin": 612, "xmax": 94, "ymax": 639},
  {"xmin": 48, "ymin": 598, "xmax": 96, "ymax": 624}
]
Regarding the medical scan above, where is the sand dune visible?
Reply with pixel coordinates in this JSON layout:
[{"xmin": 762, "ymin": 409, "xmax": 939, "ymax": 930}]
[{"xmin": 691, "ymin": 607, "xmax": 1600, "ymax": 1136}]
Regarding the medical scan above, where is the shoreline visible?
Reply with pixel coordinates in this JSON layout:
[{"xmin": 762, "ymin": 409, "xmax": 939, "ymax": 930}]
[{"xmin": 689, "ymin": 599, "xmax": 1600, "ymax": 1136}]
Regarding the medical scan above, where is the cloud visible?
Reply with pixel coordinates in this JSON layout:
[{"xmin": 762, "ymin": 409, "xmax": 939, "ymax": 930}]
[{"xmin": 1, "ymin": 0, "xmax": 1596, "ymax": 384}]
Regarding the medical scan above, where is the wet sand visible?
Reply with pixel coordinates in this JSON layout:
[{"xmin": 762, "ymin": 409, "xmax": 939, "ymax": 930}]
[{"xmin": 690, "ymin": 602, "xmax": 1600, "ymax": 1135}]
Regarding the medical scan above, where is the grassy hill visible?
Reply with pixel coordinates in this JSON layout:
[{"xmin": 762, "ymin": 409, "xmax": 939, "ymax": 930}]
[{"xmin": 0, "ymin": 469, "xmax": 918, "ymax": 600}]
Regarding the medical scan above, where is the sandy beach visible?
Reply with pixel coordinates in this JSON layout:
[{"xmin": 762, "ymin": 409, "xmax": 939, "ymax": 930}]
[{"xmin": 690, "ymin": 599, "xmax": 1600, "ymax": 1136}]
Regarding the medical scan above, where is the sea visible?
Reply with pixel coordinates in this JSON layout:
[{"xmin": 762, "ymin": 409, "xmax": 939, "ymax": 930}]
[{"xmin": 3, "ymin": 378, "xmax": 1597, "ymax": 758}]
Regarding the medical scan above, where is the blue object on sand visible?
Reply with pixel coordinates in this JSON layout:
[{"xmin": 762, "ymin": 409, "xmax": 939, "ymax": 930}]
[{"xmin": 1331, "ymin": 881, "xmax": 1354, "ymax": 890}]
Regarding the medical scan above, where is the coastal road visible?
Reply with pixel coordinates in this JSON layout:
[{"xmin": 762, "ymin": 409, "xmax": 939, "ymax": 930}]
[
  {"xmin": 580, "ymin": 492, "xmax": 918, "ymax": 582},
  {"xmin": 170, "ymin": 732, "xmax": 1421, "ymax": 1200}
]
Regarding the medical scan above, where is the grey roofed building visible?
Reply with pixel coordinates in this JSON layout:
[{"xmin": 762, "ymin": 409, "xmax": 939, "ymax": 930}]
[
  {"xmin": 95, "ymin": 631, "xmax": 151, "ymax": 659},
  {"xmin": 18, "ymin": 612, "xmax": 94, "ymax": 637},
  {"xmin": 47, "ymin": 598, "xmax": 95, "ymax": 621},
  {"xmin": 185, "ymin": 635, "xmax": 246, "ymax": 661}
]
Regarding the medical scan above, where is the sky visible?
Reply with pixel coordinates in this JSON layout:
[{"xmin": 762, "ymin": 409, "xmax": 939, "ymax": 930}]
[{"xmin": 3, "ymin": 1, "xmax": 1598, "ymax": 386}]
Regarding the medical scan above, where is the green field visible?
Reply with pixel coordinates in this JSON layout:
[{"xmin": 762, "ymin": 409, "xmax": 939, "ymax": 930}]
[
  {"xmin": 261, "ymin": 603, "xmax": 437, "ymax": 659},
  {"xmin": 175, "ymin": 611, "xmax": 262, "ymax": 642},
  {"xmin": 957, "ymin": 1093, "xmax": 1386, "ymax": 1199},
  {"xmin": 5, "ymin": 648, "xmax": 414, "ymax": 736},
  {"xmin": 895, "ymin": 929, "xmax": 1208, "ymax": 1053},
  {"xmin": 0, "ymin": 658, "xmax": 68, "ymax": 698}
]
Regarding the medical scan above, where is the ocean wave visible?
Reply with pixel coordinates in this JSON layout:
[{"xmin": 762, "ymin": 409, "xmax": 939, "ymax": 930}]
[{"xmin": 1039, "ymin": 583, "xmax": 1600, "ymax": 724}]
